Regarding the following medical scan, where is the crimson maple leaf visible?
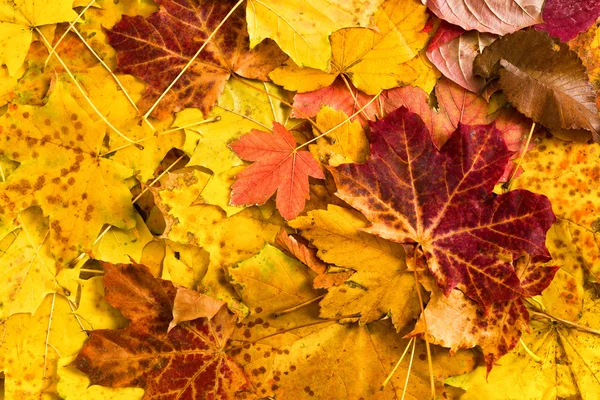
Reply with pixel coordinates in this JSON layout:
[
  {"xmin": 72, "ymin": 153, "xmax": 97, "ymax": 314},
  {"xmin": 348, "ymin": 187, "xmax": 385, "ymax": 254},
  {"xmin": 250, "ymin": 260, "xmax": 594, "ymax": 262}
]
[
  {"xmin": 330, "ymin": 107, "xmax": 556, "ymax": 309},
  {"xmin": 229, "ymin": 123, "xmax": 325, "ymax": 220}
]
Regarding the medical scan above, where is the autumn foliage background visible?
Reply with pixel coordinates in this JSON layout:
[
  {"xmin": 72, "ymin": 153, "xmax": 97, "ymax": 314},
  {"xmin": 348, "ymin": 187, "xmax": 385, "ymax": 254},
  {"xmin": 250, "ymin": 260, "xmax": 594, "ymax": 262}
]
[{"xmin": 0, "ymin": 0, "xmax": 600, "ymax": 399}]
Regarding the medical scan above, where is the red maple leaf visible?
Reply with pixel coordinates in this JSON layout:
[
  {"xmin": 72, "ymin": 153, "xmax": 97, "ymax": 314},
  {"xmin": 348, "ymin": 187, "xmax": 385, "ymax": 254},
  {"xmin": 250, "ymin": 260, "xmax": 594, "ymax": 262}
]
[
  {"xmin": 106, "ymin": 0, "xmax": 286, "ymax": 118},
  {"xmin": 229, "ymin": 123, "xmax": 325, "ymax": 220},
  {"xmin": 74, "ymin": 263, "xmax": 248, "ymax": 399},
  {"xmin": 330, "ymin": 107, "xmax": 556, "ymax": 309}
]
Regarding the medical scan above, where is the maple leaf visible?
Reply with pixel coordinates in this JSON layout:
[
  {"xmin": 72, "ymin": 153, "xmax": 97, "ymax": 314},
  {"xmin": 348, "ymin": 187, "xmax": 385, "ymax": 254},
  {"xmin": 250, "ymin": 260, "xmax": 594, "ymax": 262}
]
[
  {"xmin": 0, "ymin": 0, "xmax": 77, "ymax": 76},
  {"xmin": 0, "ymin": 81, "xmax": 137, "ymax": 264},
  {"xmin": 269, "ymin": 0, "xmax": 431, "ymax": 94},
  {"xmin": 229, "ymin": 122, "xmax": 325, "ymax": 220},
  {"xmin": 74, "ymin": 262, "xmax": 249, "ymax": 399},
  {"xmin": 106, "ymin": 0, "xmax": 286, "ymax": 118},
  {"xmin": 246, "ymin": 0, "xmax": 383, "ymax": 71},
  {"xmin": 423, "ymin": 0, "xmax": 544, "ymax": 35},
  {"xmin": 534, "ymin": 0, "xmax": 600, "ymax": 42},
  {"xmin": 331, "ymin": 107, "xmax": 556, "ymax": 309},
  {"xmin": 474, "ymin": 29, "xmax": 600, "ymax": 140},
  {"xmin": 175, "ymin": 77, "xmax": 292, "ymax": 216}
]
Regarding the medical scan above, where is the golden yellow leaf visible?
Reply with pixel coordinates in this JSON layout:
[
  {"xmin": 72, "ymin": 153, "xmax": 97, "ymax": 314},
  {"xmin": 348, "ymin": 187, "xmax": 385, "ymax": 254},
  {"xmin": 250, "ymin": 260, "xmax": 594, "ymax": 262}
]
[
  {"xmin": 0, "ymin": 0, "xmax": 77, "ymax": 76},
  {"xmin": 246, "ymin": 0, "xmax": 384, "ymax": 71},
  {"xmin": 311, "ymin": 106, "xmax": 368, "ymax": 166},
  {"xmin": 269, "ymin": 0, "xmax": 430, "ymax": 94},
  {"xmin": 91, "ymin": 213, "xmax": 153, "ymax": 264},
  {"xmin": 161, "ymin": 241, "xmax": 210, "ymax": 289},
  {"xmin": 0, "ymin": 81, "xmax": 137, "ymax": 264},
  {"xmin": 154, "ymin": 169, "xmax": 283, "ymax": 316},
  {"xmin": 0, "ymin": 294, "xmax": 88, "ymax": 399},
  {"xmin": 289, "ymin": 204, "xmax": 405, "ymax": 270},
  {"xmin": 512, "ymin": 136, "xmax": 600, "ymax": 282}
]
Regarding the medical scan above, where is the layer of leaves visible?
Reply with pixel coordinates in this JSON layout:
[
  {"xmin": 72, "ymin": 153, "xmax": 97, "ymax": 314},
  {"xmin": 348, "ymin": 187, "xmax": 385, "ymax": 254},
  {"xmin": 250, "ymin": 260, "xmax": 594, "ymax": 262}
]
[
  {"xmin": 269, "ymin": 0, "xmax": 431, "ymax": 94},
  {"xmin": 246, "ymin": 0, "xmax": 383, "ymax": 70}
]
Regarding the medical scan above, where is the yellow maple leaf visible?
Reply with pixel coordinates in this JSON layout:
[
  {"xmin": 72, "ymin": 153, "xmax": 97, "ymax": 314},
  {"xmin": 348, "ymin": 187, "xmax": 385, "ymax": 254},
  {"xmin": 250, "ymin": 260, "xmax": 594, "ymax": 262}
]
[
  {"xmin": 0, "ymin": 0, "xmax": 77, "ymax": 76},
  {"xmin": 0, "ymin": 81, "xmax": 137, "ymax": 264},
  {"xmin": 246, "ymin": 0, "xmax": 384, "ymax": 71},
  {"xmin": 269, "ymin": 0, "xmax": 430, "ymax": 94}
]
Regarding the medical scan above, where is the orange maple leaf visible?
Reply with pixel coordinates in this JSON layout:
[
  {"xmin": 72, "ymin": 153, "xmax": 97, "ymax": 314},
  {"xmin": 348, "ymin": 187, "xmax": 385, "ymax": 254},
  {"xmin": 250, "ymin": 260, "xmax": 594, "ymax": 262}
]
[{"xmin": 229, "ymin": 123, "xmax": 324, "ymax": 220}]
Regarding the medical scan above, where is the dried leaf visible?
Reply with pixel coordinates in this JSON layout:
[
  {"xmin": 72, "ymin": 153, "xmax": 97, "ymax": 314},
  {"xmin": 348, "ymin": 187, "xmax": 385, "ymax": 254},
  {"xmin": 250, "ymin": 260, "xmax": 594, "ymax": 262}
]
[
  {"xmin": 75, "ymin": 263, "xmax": 249, "ymax": 399},
  {"xmin": 474, "ymin": 29, "xmax": 600, "ymax": 140},
  {"xmin": 107, "ymin": 0, "xmax": 286, "ymax": 118},
  {"xmin": 423, "ymin": 0, "xmax": 544, "ymax": 35}
]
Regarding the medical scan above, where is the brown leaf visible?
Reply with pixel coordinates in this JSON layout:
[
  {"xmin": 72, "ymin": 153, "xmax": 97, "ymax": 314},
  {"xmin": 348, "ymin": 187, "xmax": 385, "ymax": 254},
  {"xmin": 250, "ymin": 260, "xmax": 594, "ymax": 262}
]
[
  {"xmin": 168, "ymin": 287, "xmax": 226, "ymax": 332},
  {"xmin": 474, "ymin": 29, "xmax": 600, "ymax": 141},
  {"xmin": 74, "ymin": 263, "xmax": 249, "ymax": 399},
  {"xmin": 106, "ymin": 0, "xmax": 286, "ymax": 118}
]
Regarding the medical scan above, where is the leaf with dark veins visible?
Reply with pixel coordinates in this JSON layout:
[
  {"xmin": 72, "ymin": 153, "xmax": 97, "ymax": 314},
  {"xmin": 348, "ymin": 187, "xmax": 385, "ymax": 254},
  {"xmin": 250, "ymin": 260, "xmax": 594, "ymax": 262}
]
[
  {"xmin": 106, "ymin": 0, "xmax": 286, "ymax": 119},
  {"xmin": 74, "ymin": 262, "xmax": 249, "ymax": 400},
  {"xmin": 330, "ymin": 107, "xmax": 556, "ymax": 309}
]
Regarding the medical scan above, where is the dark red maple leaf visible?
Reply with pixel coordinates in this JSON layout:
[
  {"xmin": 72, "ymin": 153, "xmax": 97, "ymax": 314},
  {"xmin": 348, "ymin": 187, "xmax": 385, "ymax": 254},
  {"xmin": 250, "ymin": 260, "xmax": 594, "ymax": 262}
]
[
  {"xmin": 229, "ymin": 122, "xmax": 325, "ymax": 220},
  {"xmin": 106, "ymin": 0, "xmax": 286, "ymax": 118},
  {"xmin": 74, "ymin": 263, "xmax": 248, "ymax": 400},
  {"xmin": 330, "ymin": 107, "xmax": 556, "ymax": 309}
]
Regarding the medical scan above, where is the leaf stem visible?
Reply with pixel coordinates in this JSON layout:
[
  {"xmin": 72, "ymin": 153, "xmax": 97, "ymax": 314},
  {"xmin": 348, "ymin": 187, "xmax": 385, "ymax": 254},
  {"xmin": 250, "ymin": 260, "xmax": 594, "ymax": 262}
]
[
  {"xmin": 519, "ymin": 338, "xmax": 541, "ymax": 363},
  {"xmin": 272, "ymin": 295, "xmax": 325, "ymax": 317},
  {"xmin": 530, "ymin": 310, "xmax": 600, "ymax": 335},
  {"xmin": 381, "ymin": 337, "xmax": 414, "ymax": 390}
]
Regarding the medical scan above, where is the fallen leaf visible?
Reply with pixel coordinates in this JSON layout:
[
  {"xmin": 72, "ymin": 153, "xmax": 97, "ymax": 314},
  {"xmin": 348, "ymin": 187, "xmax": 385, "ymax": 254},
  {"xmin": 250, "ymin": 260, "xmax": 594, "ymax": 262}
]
[
  {"xmin": 331, "ymin": 107, "xmax": 555, "ymax": 309},
  {"xmin": 423, "ymin": 0, "xmax": 544, "ymax": 35},
  {"xmin": 0, "ymin": 81, "xmax": 137, "ymax": 264},
  {"xmin": 246, "ymin": 0, "xmax": 383, "ymax": 71},
  {"xmin": 411, "ymin": 285, "xmax": 529, "ymax": 373},
  {"xmin": 534, "ymin": 0, "xmax": 600, "ymax": 42},
  {"xmin": 107, "ymin": 0, "xmax": 286, "ymax": 118},
  {"xmin": 289, "ymin": 204, "xmax": 405, "ymax": 271},
  {"xmin": 229, "ymin": 122, "xmax": 325, "ymax": 220},
  {"xmin": 0, "ymin": 0, "xmax": 77, "ymax": 75},
  {"xmin": 168, "ymin": 287, "xmax": 225, "ymax": 332},
  {"xmin": 276, "ymin": 229, "xmax": 327, "ymax": 275},
  {"xmin": 74, "ymin": 262, "xmax": 250, "ymax": 399},
  {"xmin": 269, "ymin": 0, "xmax": 430, "ymax": 94},
  {"xmin": 311, "ymin": 106, "xmax": 369, "ymax": 166},
  {"xmin": 474, "ymin": 29, "xmax": 600, "ymax": 140}
]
